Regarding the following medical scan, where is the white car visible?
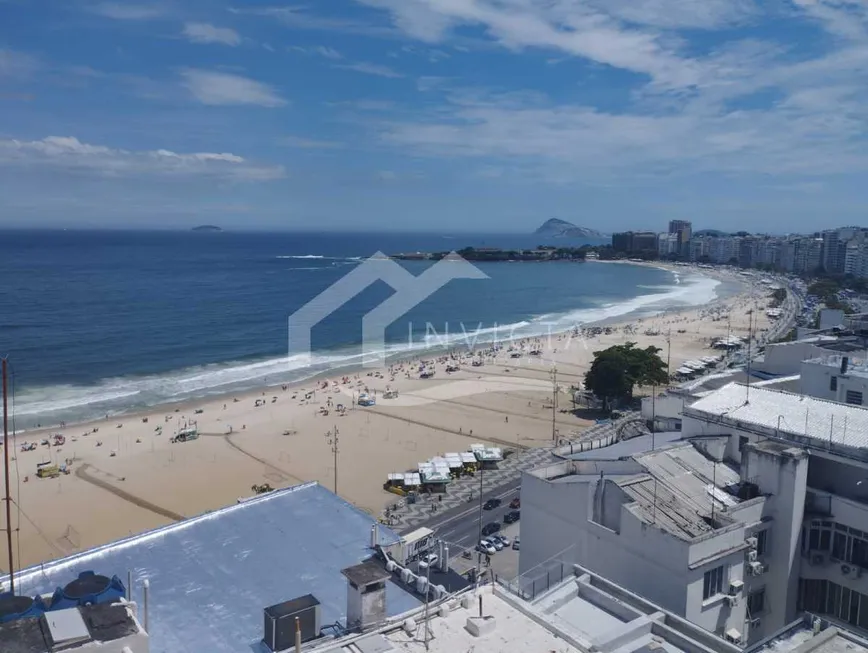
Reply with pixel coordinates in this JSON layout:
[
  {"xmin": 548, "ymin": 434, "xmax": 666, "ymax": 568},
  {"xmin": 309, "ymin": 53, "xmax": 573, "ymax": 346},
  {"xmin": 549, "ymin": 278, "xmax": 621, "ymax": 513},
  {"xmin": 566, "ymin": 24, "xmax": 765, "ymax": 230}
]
[
  {"xmin": 477, "ymin": 540, "xmax": 496, "ymax": 555},
  {"xmin": 489, "ymin": 537, "xmax": 504, "ymax": 551},
  {"xmin": 418, "ymin": 553, "xmax": 438, "ymax": 569},
  {"xmin": 495, "ymin": 534, "xmax": 511, "ymax": 547}
]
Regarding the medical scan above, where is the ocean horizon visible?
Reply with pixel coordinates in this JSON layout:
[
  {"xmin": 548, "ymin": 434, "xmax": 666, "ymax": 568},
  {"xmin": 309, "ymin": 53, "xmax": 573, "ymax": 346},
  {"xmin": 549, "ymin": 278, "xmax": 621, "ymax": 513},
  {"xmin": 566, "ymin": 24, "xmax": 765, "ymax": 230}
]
[{"xmin": 0, "ymin": 230, "xmax": 737, "ymax": 428}]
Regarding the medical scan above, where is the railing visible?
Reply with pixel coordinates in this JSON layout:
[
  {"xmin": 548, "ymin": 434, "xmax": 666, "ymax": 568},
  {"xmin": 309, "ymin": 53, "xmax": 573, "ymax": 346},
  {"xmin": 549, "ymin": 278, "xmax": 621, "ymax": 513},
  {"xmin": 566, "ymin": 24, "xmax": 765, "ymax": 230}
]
[{"xmin": 498, "ymin": 543, "xmax": 578, "ymax": 601}]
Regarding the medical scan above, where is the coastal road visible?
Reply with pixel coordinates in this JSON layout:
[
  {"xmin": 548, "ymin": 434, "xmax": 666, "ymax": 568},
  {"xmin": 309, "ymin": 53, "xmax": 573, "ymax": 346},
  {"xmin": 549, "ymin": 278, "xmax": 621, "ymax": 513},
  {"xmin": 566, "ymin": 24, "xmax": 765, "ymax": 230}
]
[{"xmin": 405, "ymin": 477, "xmax": 521, "ymax": 554}]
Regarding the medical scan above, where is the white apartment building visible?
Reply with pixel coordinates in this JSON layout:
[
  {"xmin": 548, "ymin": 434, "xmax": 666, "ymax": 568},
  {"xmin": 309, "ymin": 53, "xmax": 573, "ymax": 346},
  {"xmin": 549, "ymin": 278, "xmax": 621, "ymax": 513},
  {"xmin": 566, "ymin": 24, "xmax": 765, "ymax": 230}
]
[
  {"xmin": 710, "ymin": 237, "xmax": 738, "ymax": 265},
  {"xmin": 522, "ymin": 382, "xmax": 868, "ymax": 647},
  {"xmin": 660, "ymin": 232, "xmax": 681, "ymax": 257},
  {"xmin": 755, "ymin": 336, "xmax": 864, "ymax": 377},
  {"xmin": 800, "ymin": 355, "xmax": 868, "ymax": 407},
  {"xmin": 520, "ymin": 441, "xmax": 774, "ymax": 645},
  {"xmin": 681, "ymin": 384, "xmax": 868, "ymax": 639}
]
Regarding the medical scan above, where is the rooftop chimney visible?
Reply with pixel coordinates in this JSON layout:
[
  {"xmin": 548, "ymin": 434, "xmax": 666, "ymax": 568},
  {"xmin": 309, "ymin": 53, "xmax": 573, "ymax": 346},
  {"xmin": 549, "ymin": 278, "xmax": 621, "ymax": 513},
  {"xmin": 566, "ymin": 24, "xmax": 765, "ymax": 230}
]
[
  {"xmin": 842, "ymin": 356, "xmax": 849, "ymax": 375},
  {"xmin": 342, "ymin": 560, "xmax": 390, "ymax": 631}
]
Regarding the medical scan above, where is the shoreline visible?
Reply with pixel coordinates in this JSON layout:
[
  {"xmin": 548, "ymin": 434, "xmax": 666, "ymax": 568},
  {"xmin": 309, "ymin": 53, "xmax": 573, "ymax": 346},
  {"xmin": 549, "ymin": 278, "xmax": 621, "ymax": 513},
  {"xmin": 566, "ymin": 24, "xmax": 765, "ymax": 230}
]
[
  {"xmin": 10, "ymin": 262, "xmax": 737, "ymax": 435},
  {"xmin": 3, "ymin": 262, "xmax": 777, "ymax": 569}
]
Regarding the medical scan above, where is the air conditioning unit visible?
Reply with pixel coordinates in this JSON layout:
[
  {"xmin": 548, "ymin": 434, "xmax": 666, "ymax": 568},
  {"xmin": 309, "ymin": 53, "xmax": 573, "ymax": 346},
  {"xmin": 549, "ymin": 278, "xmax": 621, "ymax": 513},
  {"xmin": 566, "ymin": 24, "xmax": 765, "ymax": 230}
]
[
  {"xmin": 746, "ymin": 537, "xmax": 758, "ymax": 548},
  {"xmin": 725, "ymin": 628, "xmax": 743, "ymax": 645},
  {"xmin": 750, "ymin": 617, "xmax": 762, "ymax": 629},
  {"xmin": 748, "ymin": 561, "xmax": 764, "ymax": 576},
  {"xmin": 725, "ymin": 595, "xmax": 739, "ymax": 607},
  {"xmin": 747, "ymin": 550, "xmax": 758, "ymax": 563},
  {"xmin": 729, "ymin": 580, "xmax": 744, "ymax": 594},
  {"xmin": 811, "ymin": 552, "xmax": 826, "ymax": 566}
]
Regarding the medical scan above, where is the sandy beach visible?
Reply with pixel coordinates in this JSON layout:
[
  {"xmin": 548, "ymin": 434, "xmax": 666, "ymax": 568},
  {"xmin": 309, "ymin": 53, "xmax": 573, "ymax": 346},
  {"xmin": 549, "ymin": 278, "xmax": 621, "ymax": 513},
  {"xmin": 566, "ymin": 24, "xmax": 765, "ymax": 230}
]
[{"xmin": 3, "ymin": 263, "xmax": 775, "ymax": 569}]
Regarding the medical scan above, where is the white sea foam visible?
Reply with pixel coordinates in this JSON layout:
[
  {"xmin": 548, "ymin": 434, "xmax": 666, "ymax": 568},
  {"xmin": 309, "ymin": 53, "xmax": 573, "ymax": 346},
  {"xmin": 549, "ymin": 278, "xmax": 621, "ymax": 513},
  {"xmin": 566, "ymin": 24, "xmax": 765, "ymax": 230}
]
[{"xmin": 12, "ymin": 270, "xmax": 722, "ymax": 427}]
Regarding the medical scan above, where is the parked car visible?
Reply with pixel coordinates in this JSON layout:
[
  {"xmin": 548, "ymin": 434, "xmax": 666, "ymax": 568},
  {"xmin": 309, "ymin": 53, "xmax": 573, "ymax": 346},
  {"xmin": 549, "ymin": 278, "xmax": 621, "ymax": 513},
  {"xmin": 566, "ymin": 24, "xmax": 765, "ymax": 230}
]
[
  {"xmin": 483, "ymin": 498, "xmax": 502, "ymax": 510},
  {"xmin": 503, "ymin": 510, "xmax": 520, "ymax": 524},
  {"xmin": 512, "ymin": 537, "xmax": 520, "ymax": 550},
  {"xmin": 509, "ymin": 497, "xmax": 521, "ymax": 509},
  {"xmin": 481, "ymin": 522, "xmax": 501, "ymax": 537},
  {"xmin": 494, "ymin": 534, "xmax": 510, "ymax": 547},
  {"xmin": 477, "ymin": 540, "xmax": 496, "ymax": 555},
  {"xmin": 418, "ymin": 553, "xmax": 438, "ymax": 569}
]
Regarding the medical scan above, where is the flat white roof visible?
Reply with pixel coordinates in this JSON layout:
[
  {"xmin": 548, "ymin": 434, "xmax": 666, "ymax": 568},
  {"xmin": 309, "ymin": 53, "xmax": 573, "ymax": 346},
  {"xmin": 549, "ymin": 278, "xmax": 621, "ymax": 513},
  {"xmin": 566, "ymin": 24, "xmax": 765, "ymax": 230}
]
[{"xmin": 685, "ymin": 382, "xmax": 868, "ymax": 453}]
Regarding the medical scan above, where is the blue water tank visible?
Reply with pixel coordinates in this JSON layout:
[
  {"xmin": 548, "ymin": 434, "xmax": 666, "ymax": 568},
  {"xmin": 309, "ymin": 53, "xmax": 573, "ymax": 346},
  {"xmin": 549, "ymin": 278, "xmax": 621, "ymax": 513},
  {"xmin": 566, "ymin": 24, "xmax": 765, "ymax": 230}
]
[
  {"xmin": 48, "ymin": 571, "xmax": 126, "ymax": 610},
  {"xmin": 0, "ymin": 592, "xmax": 46, "ymax": 623}
]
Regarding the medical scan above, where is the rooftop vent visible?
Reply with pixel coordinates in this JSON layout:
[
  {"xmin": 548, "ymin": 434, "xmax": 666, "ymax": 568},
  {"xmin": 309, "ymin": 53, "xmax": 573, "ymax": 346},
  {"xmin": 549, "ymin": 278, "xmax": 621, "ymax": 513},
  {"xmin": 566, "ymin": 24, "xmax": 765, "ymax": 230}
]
[
  {"xmin": 263, "ymin": 594, "xmax": 321, "ymax": 652},
  {"xmin": 0, "ymin": 593, "xmax": 46, "ymax": 624},
  {"xmin": 49, "ymin": 571, "xmax": 126, "ymax": 611}
]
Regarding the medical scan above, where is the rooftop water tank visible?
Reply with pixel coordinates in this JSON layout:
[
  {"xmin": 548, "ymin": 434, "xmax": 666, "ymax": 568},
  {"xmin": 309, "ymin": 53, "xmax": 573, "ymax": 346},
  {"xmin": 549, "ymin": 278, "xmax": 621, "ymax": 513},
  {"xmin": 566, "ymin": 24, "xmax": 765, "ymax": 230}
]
[
  {"xmin": 0, "ymin": 592, "xmax": 47, "ymax": 623},
  {"xmin": 49, "ymin": 571, "xmax": 126, "ymax": 611}
]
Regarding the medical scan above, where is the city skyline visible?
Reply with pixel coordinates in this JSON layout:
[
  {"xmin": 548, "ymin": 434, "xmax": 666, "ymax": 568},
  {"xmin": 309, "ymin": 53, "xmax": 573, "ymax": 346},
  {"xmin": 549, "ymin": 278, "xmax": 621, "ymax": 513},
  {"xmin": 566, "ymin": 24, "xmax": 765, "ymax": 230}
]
[{"xmin": 1, "ymin": 1, "xmax": 867, "ymax": 231}]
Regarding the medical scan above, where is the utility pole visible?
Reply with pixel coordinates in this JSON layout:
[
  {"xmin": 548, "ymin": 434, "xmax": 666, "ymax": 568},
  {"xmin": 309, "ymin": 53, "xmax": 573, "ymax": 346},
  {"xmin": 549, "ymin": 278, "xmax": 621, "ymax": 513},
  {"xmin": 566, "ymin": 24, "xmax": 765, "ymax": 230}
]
[
  {"xmin": 2, "ymin": 358, "xmax": 14, "ymax": 593},
  {"xmin": 666, "ymin": 329, "xmax": 672, "ymax": 379},
  {"xmin": 550, "ymin": 365, "xmax": 558, "ymax": 443},
  {"xmin": 423, "ymin": 538, "xmax": 434, "ymax": 651},
  {"xmin": 746, "ymin": 309, "xmax": 754, "ymax": 404},
  {"xmin": 476, "ymin": 465, "xmax": 484, "ymax": 570},
  {"xmin": 326, "ymin": 426, "xmax": 339, "ymax": 495}
]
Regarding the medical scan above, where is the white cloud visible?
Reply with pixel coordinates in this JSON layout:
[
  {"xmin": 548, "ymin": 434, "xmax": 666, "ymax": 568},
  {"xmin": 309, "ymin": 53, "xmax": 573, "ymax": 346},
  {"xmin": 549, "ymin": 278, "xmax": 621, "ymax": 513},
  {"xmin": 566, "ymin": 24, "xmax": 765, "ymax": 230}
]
[
  {"xmin": 334, "ymin": 61, "xmax": 404, "ymax": 78},
  {"xmin": 183, "ymin": 23, "xmax": 242, "ymax": 46},
  {"xmin": 0, "ymin": 48, "xmax": 39, "ymax": 78},
  {"xmin": 180, "ymin": 69, "xmax": 287, "ymax": 107},
  {"xmin": 282, "ymin": 136, "xmax": 344, "ymax": 149},
  {"xmin": 90, "ymin": 2, "xmax": 165, "ymax": 20},
  {"xmin": 0, "ymin": 136, "xmax": 284, "ymax": 181},
  {"xmin": 289, "ymin": 45, "xmax": 343, "ymax": 59}
]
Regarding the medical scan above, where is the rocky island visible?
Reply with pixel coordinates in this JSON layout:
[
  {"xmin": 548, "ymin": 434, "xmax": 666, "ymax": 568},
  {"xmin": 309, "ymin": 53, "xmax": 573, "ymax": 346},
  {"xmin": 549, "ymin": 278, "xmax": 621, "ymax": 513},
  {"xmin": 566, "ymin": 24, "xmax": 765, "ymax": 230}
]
[
  {"xmin": 192, "ymin": 225, "xmax": 223, "ymax": 232},
  {"xmin": 534, "ymin": 218, "xmax": 605, "ymax": 239}
]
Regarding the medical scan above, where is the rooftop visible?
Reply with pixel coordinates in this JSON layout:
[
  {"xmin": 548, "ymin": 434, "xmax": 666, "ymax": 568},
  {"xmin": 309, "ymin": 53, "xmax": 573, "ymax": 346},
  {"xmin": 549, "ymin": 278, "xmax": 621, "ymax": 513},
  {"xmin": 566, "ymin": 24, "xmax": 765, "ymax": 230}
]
[
  {"xmin": 319, "ymin": 564, "xmax": 746, "ymax": 653},
  {"xmin": 803, "ymin": 354, "xmax": 868, "ymax": 379},
  {"xmin": 624, "ymin": 445, "xmax": 742, "ymax": 539},
  {"xmin": 0, "ymin": 603, "xmax": 145, "ymax": 653},
  {"xmin": 677, "ymin": 371, "xmax": 801, "ymax": 396},
  {"xmin": 684, "ymin": 383, "xmax": 868, "ymax": 458},
  {"xmin": 532, "ymin": 442, "xmax": 745, "ymax": 541},
  {"xmin": 748, "ymin": 615, "xmax": 868, "ymax": 653},
  {"xmin": 1, "ymin": 482, "xmax": 421, "ymax": 653}
]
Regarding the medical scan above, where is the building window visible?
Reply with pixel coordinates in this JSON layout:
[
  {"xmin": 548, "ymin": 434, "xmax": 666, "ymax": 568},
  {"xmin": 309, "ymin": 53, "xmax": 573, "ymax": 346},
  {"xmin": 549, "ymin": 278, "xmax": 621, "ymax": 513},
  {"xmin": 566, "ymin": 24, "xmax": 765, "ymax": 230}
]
[
  {"xmin": 846, "ymin": 390, "xmax": 863, "ymax": 406},
  {"xmin": 831, "ymin": 376, "xmax": 838, "ymax": 391},
  {"xmin": 756, "ymin": 530, "xmax": 768, "ymax": 556},
  {"xmin": 703, "ymin": 565, "xmax": 725, "ymax": 600},
  {"xmin": 799, "ymin": 579, "xmax": 868, "ymax": 630},
  {"xmin": 748, "ymin": 588, "xmax": 766, "ymax": 616}
]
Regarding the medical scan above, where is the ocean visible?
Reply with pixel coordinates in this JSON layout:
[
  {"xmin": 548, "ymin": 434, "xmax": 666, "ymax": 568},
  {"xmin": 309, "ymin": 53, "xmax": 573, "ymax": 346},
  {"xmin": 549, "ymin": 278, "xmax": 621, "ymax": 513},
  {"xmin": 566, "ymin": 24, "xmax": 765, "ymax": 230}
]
[{"xmin": 0, "ymin": 230, "xmax": 737, "ymax": 428}]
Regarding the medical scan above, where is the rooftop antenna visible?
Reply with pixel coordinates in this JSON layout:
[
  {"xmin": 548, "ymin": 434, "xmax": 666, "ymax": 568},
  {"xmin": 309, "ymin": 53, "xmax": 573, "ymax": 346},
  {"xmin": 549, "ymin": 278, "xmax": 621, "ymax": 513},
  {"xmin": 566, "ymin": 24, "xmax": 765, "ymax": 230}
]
[
  {"xmin": 745, "ymin": 308, "xmax": 754, "ymax": 404},
  {"xmin": 2, "ymin": 358, "xmax": 13, "ymax": 594}
]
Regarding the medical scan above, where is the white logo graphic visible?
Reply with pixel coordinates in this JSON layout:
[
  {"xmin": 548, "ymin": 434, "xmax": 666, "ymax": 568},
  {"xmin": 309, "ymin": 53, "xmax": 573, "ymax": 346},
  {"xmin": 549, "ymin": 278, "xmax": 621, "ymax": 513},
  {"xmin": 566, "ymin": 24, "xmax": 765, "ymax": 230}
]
[{"xmin": 288, "ymin": 252, "xmax": 488, "ymax": 367}]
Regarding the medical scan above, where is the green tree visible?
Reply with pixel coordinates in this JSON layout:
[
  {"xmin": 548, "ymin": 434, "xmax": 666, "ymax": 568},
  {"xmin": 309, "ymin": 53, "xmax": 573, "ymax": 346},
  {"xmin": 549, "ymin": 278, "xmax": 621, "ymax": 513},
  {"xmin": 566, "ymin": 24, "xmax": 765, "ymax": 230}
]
[{"xmin": 584, "ymin": 343, "xmax": 669, "ymax": 411}]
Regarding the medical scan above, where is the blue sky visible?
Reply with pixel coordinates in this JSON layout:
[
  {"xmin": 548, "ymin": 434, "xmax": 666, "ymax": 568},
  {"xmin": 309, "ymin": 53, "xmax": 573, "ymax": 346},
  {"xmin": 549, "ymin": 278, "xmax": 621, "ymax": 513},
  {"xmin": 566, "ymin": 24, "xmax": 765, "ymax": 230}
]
[{"xmin": 1, "ymin": 0, "xmax": 867, "ymax": 232}]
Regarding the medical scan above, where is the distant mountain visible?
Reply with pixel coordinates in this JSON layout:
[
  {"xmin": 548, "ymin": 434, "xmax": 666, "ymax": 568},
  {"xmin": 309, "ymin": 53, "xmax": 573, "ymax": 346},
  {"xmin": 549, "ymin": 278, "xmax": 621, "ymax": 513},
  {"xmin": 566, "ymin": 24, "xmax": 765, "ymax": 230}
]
[
  {"xmin": 534, "ymin": 219, "xmax": 605, "ymax": 239},
  {"xmin": 192, "ymin": 225, "xmax": 223, "ymax": 232}
]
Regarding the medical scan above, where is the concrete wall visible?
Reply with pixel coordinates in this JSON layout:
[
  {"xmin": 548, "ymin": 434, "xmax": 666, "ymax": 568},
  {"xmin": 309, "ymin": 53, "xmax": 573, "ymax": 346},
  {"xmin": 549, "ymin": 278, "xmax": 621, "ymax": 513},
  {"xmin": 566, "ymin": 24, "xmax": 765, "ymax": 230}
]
[
  {"xmin": 520, "ymin": 468, "xmax": 747, "ymax": 637},
  {"xmin": 641, "ymin": 394, "xmax": 685, "ymax": 421},
  {"xmin": 800, "ymin": 360, "xmax": 868, "ymax": 405},
  {"xmin": 759, "ymin": 341, "xmax": 830, "ymax": 376},
  {"xmin": 740, "ymin": 443, "xmax": 809, "ymax": 643}
]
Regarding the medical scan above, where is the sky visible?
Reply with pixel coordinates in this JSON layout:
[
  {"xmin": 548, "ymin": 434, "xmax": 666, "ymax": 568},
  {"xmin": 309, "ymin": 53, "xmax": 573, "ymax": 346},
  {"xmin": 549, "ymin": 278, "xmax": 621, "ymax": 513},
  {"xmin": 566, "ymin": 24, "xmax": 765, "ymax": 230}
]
[{"xmin": 1, "ymin": 0, "xmax": 867, "ymax": 233}]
